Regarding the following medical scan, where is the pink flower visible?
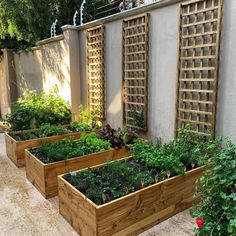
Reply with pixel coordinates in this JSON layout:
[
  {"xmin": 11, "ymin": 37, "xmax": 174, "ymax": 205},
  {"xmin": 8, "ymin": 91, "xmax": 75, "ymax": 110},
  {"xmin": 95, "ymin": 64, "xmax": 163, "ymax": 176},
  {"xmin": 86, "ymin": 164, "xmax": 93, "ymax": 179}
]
[{"xmin": 196, "ymin": 217, "xmax": 204, "ymax": 229}]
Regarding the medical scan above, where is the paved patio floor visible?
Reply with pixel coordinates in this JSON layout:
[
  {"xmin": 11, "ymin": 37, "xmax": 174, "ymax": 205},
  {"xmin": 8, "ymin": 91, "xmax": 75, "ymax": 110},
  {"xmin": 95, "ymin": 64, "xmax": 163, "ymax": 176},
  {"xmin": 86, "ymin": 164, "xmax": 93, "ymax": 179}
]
[{"xmin": 0, "ymin": 133, "xmax": 196, "ymax": 236}]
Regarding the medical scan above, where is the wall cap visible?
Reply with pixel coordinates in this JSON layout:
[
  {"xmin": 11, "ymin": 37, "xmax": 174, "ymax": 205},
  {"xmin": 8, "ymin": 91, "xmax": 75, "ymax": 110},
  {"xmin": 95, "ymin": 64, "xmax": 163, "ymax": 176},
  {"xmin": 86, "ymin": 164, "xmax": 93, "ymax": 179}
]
[
  {"xmin": 37, "ymin": 35, "xmax": 64, "ymax": 46},
  {"xmin": 62, "ymin": 0, "xmax": 181, "ymax": 32}
]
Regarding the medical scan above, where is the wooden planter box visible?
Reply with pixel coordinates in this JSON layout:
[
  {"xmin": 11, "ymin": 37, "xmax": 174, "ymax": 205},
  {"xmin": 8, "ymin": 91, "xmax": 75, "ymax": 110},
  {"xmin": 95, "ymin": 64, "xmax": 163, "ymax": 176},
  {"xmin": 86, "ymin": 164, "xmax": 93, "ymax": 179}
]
[
  {"xmin": 25, "ymin": 147, "xmax": 129, "ymax": 199},
  {"xmin": 58, "ymin": 161, "xmax": 207, "ymax": 236},
  {"xmin": 5, "ymin": 130, "xmax": 84, "ymax": 167}
]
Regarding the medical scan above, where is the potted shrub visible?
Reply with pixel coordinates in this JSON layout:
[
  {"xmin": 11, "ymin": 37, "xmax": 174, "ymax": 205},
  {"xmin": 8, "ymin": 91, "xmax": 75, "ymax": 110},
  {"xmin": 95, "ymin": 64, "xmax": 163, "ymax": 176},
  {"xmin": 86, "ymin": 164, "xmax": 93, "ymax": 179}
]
[
  {"xmin": 26, "ymin": 127, "xmax": 136, "ymax": 198},
  {"xmin": 58, "ymin": 129, "xmax": 221, "ymax": 236}
]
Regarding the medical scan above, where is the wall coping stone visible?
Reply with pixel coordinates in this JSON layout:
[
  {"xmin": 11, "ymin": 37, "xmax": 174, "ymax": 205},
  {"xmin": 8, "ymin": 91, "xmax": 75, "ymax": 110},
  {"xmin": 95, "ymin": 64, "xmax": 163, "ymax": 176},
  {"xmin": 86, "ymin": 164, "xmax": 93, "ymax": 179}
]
[{"xmin": 37, "ymin": 35, "xmax": 64, "ymax": 46}]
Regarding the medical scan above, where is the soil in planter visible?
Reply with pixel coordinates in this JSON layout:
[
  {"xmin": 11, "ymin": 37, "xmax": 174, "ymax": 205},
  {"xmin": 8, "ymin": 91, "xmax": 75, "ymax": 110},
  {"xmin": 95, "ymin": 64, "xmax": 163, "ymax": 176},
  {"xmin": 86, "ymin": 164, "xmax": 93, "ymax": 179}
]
[
  {"xmin": 63, "ymin": 127, "xmax": 222, "ymax": 205},
  {"xmin": 30, "ymin": 133, "xmax": 112, "ymax": 164}
]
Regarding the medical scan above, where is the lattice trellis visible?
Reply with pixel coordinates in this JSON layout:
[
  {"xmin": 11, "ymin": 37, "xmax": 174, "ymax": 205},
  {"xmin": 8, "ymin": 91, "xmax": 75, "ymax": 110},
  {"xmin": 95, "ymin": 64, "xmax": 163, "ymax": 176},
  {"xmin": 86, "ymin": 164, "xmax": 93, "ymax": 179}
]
[
  {"xmin": 175, "ymin": 0, "xmax": 223, "ymax": 137},
  {"xmin": 87, "ymin": 25, "xmax": 105, "ymax": 121},
  {"xmin": 122, "ymin": 14, "xmax": 149, "ymax": 131}
]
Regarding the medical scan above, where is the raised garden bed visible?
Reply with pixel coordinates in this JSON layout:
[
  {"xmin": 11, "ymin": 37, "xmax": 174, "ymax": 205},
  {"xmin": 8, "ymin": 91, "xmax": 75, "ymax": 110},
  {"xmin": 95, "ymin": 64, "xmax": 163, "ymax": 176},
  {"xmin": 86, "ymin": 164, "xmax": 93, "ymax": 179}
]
[
  {"xmin": 57, "ymin": 129, "xmax": 221, "ymax": 236},
  {"xmin": 25, "ymin": 133, "xmax": 130, "ymax": 198},
  {"xmin": 58, "ymin": 158, "xmax": 207, "ymax": 236},
  {"xmin": 5, "ymin": 123, "xmax": 95, "ymax": 167},
  {"xmin": 5, "ymin": 129, "xmax": 84, "ymax": 167}
]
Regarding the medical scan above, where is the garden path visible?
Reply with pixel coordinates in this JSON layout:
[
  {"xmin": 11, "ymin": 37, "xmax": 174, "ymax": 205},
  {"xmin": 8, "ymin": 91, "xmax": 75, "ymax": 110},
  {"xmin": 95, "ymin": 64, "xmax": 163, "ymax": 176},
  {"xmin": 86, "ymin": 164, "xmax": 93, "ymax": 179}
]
[{"xmin": 0, "ymin": 134, "xmax": 195, "ymax": 236}]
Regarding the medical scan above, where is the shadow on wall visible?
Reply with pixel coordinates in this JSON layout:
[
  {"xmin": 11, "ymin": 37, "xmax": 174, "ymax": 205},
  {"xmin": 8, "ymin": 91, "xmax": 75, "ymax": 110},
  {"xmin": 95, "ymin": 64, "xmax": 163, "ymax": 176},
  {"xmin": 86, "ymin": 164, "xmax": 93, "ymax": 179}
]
[
  {"xmin": 41, "ymin": 39, "xmax": 71, "ymax": 103},
  {"xmin": 0, "ymin": 55, "xmax": 4, "ymax": 117},
  {"xmin": 13, "ymin": 49, "xmax": 44, "ymax": 96}
]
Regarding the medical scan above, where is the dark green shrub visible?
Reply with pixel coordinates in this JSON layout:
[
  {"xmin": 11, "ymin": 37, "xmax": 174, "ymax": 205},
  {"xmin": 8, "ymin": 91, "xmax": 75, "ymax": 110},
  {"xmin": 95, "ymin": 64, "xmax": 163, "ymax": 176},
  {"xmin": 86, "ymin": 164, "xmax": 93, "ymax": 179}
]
[
  {"xmin": 191, "ymin": 141, "xmax": 236, "ymax": 236},
  {"xmin": 7, "ymin": 86, "xmax": 71, "ymax": 131}
]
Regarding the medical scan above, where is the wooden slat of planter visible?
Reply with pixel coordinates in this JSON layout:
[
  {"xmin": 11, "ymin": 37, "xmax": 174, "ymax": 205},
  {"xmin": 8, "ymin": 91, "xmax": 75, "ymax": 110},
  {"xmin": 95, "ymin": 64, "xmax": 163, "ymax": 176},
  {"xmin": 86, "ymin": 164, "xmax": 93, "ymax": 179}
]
[
  {"xmin": 25, "ymin": 147, "xmax": 129, "ymax": 199},
  {"xmin": 5, "ymin": 131, "xmax": 84, "ymax": 167},
  {"xmin": 59, "ymin": 178, "xmax": 97, "ymax": 236},
  {"xmin": 58, "ymin": 162, "xmax": 207, "ymax": 236}
]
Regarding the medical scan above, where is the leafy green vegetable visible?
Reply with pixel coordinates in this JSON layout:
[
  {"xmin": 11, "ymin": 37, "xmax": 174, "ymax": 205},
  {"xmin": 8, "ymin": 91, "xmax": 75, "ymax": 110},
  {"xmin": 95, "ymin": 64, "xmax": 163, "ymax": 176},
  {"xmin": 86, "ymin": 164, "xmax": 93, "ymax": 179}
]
[
  {"xmin": 64, "ymin": 127, "xmax": 222, "ymax": 205},
  {"xmin": 99, "ymin": 124, "xmax": 137, "ymax": 148},
  {"xmin": 10, "ymin": 124, "xmax": 71, "ymax": 141},
  {"xmin": 64, "ymin": 160, "xmax": 155, "ymax": 205},
  {"xmin": 78, "ymin": 106, "xmax": 101, "ymax": 129},
  {"xmin": 31, "ymin": 133, "xmax": 111, "ymax": 163},
  {"xmin": 70, "ymin": 121, "xmax": 92, "ymax": 132},
  {"xmin": 130, "ymin": 127, "xmax": 221, "ymax": 178}
]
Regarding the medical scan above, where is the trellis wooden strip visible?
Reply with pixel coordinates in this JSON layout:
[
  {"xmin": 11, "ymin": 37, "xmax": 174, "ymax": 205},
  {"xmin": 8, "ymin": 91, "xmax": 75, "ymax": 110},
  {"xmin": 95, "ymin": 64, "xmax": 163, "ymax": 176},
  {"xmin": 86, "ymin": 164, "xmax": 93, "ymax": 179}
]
[
  {"xmin": 175, "ymin": 0, "xmax": 223, "ymax": 137},
  {"xmin": 87, "ymin": 25, "xmax": 105, "ymax": 121},
  {"xmin": 122, "ymin": 14, "xmax": 149, "ymax": 131}
]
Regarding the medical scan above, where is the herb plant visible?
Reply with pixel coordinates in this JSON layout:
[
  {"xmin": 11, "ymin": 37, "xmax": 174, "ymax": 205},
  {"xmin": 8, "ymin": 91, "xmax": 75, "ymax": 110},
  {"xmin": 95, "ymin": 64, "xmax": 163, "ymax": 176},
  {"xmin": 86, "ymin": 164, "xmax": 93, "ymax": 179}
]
[
  {"xmin": 64, "ymin": 160, "xmax": 155, "ymax": 205},
  {"xmin": 64, "ymin": 127, "xmax": 221, "ymax": 205},
  {"xmin": 10, "ymin": 124, "xmax": 71, "ymax": 141},
  {"xmin": 99, "ymin": 124, "xmax": 137, "ymax": 148},
  {"xmin": 7, "ymin": 86, "xmax": 71, "ymax": 131},
  {"xmin": 191, "ymin": 141, "xmax": 236, "ymax": 236},
  {"xmin": 78, "ymin": 106, "xmax": 101, "ymax": 129},
  {"xmin": 131, "ymin": 127, "xmax": 221, "ymax": 179},
  {"xmin": 30, "ymin": 133, "xmax": 112, "ymax": 163},
  {"xmin": 70, "ymin": 121, "xmax": 92, "ymax": 132}
]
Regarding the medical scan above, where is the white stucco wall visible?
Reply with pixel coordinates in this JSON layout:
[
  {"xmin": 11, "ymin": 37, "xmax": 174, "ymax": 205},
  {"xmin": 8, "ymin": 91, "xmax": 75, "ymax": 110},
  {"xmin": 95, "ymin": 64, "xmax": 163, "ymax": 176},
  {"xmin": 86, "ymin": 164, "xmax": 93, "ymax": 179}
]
[
  {"xmin": 77, "ymin": 2, "xmax": 179, "ymax": 141},
  {"xmin": 216, "ymin": 0, "xmax": 236, "ymax": 142}
]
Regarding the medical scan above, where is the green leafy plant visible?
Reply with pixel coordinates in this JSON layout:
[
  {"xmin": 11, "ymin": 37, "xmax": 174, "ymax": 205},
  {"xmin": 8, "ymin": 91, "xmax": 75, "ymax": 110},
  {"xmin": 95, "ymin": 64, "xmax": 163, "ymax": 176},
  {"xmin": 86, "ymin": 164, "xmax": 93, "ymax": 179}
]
[
  {"xmin": 191, "ymin": 140, "xmax": 236, "ymax": 236},
  {"xmin": 10, "ymin": 124, "xmax": 71, "ymax": 141},
  {"xmin": 7, "ymin": 86, "xmax": 71, "ymax": 131},
  {"xmin": 130, "ymin": 126, "xmax": 221, "ymax": 179},
  {"xmin": 78, "ymin": 106, "xmax": 101, "ymax": 129},
  {"xmin": 70, "ymin": 121, "xmax": 92, "ymax": 132},
  {"xmin": 64, "ymin": 160, "xmax": 155, "ymax": 205},
  {"xmin": 63, "ymin": 127, "xmax": 222, "ymax": 205},
  {"xmin": 31, "ymin": 132, "xmax": 111, "ymax": 163},
  {"xmin": 129, "ymin": 109, "xmax": 145, "ymax": 128},
  {"xmin": 99, "ymin": 124, "xmax": 137, "ymax": 148}
]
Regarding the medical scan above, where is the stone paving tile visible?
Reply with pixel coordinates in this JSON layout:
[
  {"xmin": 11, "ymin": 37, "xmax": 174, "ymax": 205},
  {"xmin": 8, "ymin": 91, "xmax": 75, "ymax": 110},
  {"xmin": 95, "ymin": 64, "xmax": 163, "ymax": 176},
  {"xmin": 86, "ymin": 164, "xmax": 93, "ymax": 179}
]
[{"xmin": 0, "ymin": 134, "xmax": 195, "ymax": 236}]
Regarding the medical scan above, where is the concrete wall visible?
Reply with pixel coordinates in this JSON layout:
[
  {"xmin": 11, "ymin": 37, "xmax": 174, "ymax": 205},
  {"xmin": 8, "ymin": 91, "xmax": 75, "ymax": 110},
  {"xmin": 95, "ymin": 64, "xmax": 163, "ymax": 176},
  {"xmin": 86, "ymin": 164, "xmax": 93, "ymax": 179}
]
[
  {"xmin": 13, "ymin": 37, "xmax": 71, "ymax": 103},
  {"xmin": 1, "ymin": 0, "xmax": 236, "ymax": 142},
  {"xmin": 0, "ymin": 56, "xmax": 4, "ymax": 117},
  {"xmin": 77, "ymin": 2, "xmax": 179, "ymax": 141},
  {"xmin": 13, "ymin": 49, "xmax": 43, "ymax": 96},
  {"xmin": 216, "ymin": 0, "xmax": 236, "ymax": 142},
  {"xmin": 41, "ymin": 38, "xmax": 71, "ymax": 103}
]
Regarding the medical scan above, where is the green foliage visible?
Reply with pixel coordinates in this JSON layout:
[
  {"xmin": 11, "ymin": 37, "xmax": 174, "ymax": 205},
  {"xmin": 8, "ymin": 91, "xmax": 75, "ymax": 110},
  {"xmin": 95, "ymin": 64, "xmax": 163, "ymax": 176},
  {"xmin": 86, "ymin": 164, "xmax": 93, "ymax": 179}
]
[
  {"xmin": 78, "ymin": 106, "xmax": 101, "ymax": 129},
  {"xmin": 131, "ymin": 127, "xmax": 221, "ymax": 179},
  {"xmin": 64, "ymin": 127, "xmax": 222, "ymax": 205},
  {"xmin": 64, "ymin": 160, "xmax": 154, "ymax": 205},
  {"xmin": 0, "ymin": 0, "xmax": 120, "ymax": 49},
  {"xmin": 10, "ymin": 124, "xmax": 71, "ymax": 141},
  {"xmin": 7, "ymin": 86, "xmax": 71, "ymax": 131},
  {"xmin": 99, "ymin": 124, "xmax": 137, "ymax": 148},
  {"xmin": 70, "ymin": 121, "xmax": 92, "ymax": 132},
  {"xmin": 191, "ymin": 141, "xmax": 236, "ymax": 236},
  {"xmin": 129, "ymin": 109, "xmax": 145, "ymax": 128},
  {"xmin": 0, "ymin": 0, "xmax": 54, "ymax": 49},
  {"xmin": 31, "ymin": 132, "xmax": 111, "ymax": 163}
]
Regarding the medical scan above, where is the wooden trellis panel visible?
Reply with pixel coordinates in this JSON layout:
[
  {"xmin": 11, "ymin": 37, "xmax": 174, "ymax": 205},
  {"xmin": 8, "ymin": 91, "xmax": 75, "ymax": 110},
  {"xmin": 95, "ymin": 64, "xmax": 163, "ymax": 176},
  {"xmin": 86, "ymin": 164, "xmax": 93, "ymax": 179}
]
[
  {"xmin": 175, "ymin": 0, "xmax": 223, "ymax": 137},
  {"xmin": 87, "ymin": 25, "xmax": 105, "ymax": 121},
  {"xmin": 122, "ymin": 14, "xmax": 149, "ymax": 131}
]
